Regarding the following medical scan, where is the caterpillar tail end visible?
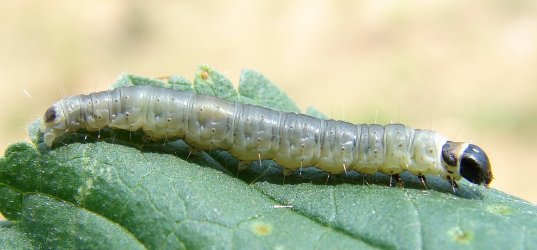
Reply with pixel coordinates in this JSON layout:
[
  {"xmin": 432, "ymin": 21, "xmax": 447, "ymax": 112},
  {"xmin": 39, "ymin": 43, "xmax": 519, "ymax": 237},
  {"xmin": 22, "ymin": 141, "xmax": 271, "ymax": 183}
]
[{"xmin": 41, "ymin": 104, "xmax": 68, "ymax": 148}]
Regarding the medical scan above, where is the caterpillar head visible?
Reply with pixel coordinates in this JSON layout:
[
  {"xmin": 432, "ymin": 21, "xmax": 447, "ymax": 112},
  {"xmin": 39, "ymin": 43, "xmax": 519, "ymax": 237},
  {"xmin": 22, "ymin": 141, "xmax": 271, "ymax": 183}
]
[
  {"xmin": 442, "ymin": 142, "xmax": 492, "ymax": 186},
  {"xmin": 41, "ymin": 103, "xmax": 68, "ymax": 147}
]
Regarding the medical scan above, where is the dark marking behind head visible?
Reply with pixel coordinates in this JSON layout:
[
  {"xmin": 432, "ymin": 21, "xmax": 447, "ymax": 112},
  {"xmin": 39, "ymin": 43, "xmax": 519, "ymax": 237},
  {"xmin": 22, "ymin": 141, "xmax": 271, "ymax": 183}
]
[
  {"xmin": 44, "ymin": 107, "xmax": 57, "ymax": 123},
  {"xmin": 460, "ymin": 144, "xmax": 492, "ymax": 185},
  {"xmin": 442, "ymin": 141, "xmax": 458, "ymax": 166}
]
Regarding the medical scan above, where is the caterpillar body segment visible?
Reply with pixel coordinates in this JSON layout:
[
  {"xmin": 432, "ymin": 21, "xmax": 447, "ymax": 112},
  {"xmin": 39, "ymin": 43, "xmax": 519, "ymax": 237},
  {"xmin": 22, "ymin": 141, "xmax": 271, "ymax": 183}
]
[{"xmin": 42, "ymin": 85, "xmax": 492, "ymax": 187}]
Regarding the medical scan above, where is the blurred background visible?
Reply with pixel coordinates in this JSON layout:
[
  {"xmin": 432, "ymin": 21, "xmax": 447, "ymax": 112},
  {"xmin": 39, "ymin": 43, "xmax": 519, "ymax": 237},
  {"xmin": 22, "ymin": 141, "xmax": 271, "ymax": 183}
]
[{"xmin": 0, "ymin": 0, "xmax": 536, "ymax": 204}]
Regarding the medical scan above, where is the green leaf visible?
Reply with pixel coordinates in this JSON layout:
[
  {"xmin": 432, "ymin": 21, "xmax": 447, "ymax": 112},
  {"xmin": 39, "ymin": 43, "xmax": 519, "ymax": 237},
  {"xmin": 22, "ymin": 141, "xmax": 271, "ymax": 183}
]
[
  {"xmin": 1, "ymin": 189, "xmax": 145, "ymax": 249},
  {"xmin": 168, "ymin": 75, "xmax": 194, "ymax": 92},
  {"xmin": 305, "ymin": 106, "xmax": 328, "ymax": 119},
  {"xmin": 193, "ymin": 65, "xmax": 238, "ymax": 101},
  {"xmin": 111, "ymin": 73, "xmax": 167, "ymax": 89},
  {"xmin": 2, "ymin": 65, "xmax": 537, "ymax": 249},
  {"xmin": 0, "ymin": 221, "xmax": 33, "ymax": 250},
  {"xmin": 238, "ymin": 69, "xmax": 300, "ymax": 113}
]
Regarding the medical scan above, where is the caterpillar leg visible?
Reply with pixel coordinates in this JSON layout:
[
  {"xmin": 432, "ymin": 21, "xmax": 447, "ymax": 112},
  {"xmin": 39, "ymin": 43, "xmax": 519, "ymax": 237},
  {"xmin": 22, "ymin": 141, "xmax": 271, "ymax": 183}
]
[
  {"xmin": 138, "ymin": 140, "xmax": 147, "ymax": 151},
  {"xmin": 448, "ymin": 178, "xmax": 459, "ymax": 193},
  {"xmin": 282, "ymin": 168, "xmax": 293, "ymax": 184},
  {"xmin": 390, "ymin": 174, "xmax": 404, "ymax": 188},
  {"xmin": 138, "ymin": 134, "xmax": 154, "ymax": 151},
  {"xmin": 237, "ymin": 161, "xmax": 251, "ymax": 171},
  {"xmin": 235, "ymin": 161, "xmax": 251, "ymax": 178},
  {"xmin": 186, "ymin": 147, "xmax": 201, "ymax": 161},
  {"xmin": 111, "ymin": 132, "xmax": 117, "ymax": 144},
  {"xmin": 362, "ymin": 174, "xmax": 370, "ymax": 186},
  {"xmin": 418, "ymin": 175, "xmax": 428, "ymax": 189},
  {"xmin": 249, "ymin": 162, "xmax": 272, "ymax": 184},
  {"xmin": 325, "ymin": 174, "xmax": 331, "ymax": 185}
]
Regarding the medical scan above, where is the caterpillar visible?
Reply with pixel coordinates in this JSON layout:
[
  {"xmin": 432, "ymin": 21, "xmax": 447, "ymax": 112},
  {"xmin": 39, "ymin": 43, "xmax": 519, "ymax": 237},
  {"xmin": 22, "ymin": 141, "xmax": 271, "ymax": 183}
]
[{"xmin": 41, "ymin": 85, "xmax": 492, "ymax": 189}]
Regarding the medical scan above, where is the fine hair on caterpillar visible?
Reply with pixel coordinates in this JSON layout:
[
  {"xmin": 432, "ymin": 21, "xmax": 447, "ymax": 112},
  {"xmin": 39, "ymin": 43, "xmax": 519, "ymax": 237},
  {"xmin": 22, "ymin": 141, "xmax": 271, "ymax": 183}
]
[{"xmin": 41, "ymin": 85, "xmax": 493, "ymax": 190}]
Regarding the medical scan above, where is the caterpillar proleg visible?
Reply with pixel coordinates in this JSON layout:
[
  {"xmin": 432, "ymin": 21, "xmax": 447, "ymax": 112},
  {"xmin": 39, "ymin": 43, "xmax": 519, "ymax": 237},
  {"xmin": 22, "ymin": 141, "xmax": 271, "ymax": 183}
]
[{"xmin": 41, "ymin": 85, "xmax": 492, "ymax": 188}]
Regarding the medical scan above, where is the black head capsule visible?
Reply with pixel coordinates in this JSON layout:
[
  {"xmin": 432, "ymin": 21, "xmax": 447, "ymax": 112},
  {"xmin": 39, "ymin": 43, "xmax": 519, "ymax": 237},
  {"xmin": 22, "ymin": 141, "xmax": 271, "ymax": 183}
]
[
  {"xmin": 442, "ymin": 141, "xmax": 492, "ymax": 186},
  {"xmin": 460, "ymin": 144, "xmax": 492, "ymax": 186}
]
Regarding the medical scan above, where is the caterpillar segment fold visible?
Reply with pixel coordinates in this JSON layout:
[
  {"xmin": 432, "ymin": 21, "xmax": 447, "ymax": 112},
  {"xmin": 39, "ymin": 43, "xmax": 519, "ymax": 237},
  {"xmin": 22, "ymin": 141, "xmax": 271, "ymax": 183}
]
[{"xmin": 42, "ymin": 85, "xmax": 493, "ymax": 189}]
